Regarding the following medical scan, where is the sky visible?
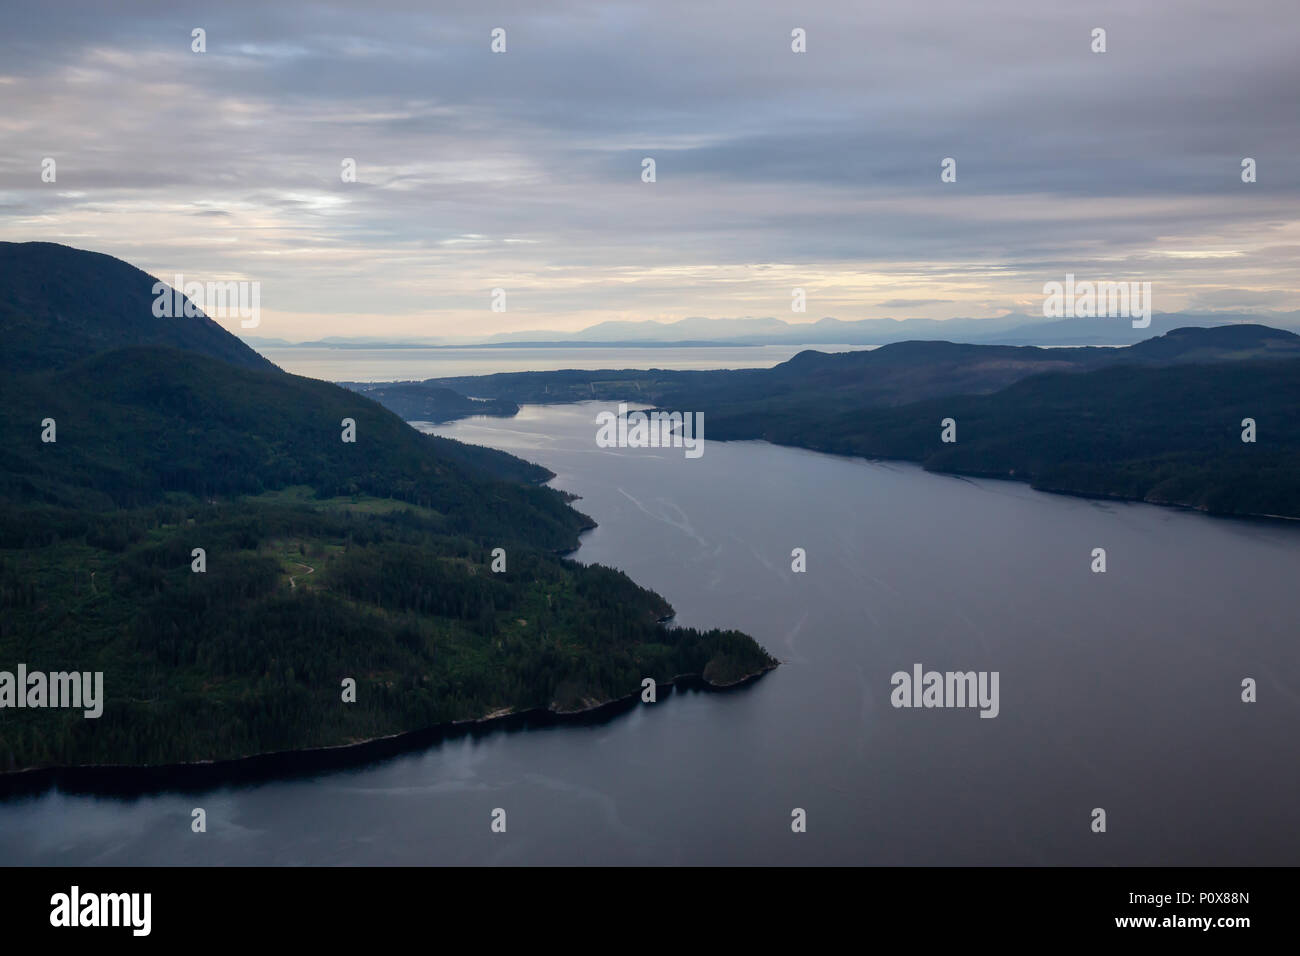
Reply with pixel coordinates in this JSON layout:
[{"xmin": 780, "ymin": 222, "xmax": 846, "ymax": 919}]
[{"xmin": 1, "ymin": 0, "xmax": 1297, "ymax": 342}]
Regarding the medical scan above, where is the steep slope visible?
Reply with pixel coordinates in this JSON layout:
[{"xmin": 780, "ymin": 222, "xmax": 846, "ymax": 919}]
[
  {"xmin": 1, "ymin": 346, "xmax": 585, "ymax": 548},
  {"xmin": 0, "ymin": 246, "xmax": 774, "ymax": 777},
  {"xmin": 0, "ymin": 241, "xmax": 276, "ymax": 373}
]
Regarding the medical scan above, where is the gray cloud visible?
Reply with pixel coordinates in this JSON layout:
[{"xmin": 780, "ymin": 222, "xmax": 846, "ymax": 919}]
[
  {"xmin": 1188, "ymin": 288, "xmax": 1295, "ymax": 309},
  {"xmin": 0, "ymin": 0, "xmax": 1296, "ymax": 339}
]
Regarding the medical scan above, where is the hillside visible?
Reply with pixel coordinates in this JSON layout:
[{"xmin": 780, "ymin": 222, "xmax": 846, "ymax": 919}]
[
  {"xmin": 387, "ymin": 325, "xmax": 1300, "ymax": 520},
  {"xmin": 372, "ymin": 324, "xmax": 1300, "ymax": 417},
  {"xmin": 701, "ymin": 356, "xmax": 1300, "ymax": 519},
  {"xmin": 0, "ymin": 241, "xmax": 276, "ymax": 373},
  {"xmin": 0, "ymin": 245, "xmax": 775, "ymax": 776}
]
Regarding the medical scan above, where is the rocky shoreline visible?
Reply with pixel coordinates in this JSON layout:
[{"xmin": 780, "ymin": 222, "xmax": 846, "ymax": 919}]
[{"xmin": 0, "ymin": 663, "xmax": 777, "ymax": 798}]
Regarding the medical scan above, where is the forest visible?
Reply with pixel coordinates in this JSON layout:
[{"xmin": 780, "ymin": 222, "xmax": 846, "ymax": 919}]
[
  {"xmin": 0, "ymin": 244, "xmax": 775, "ymax": 772},
  {"xmin": 394, "ymin": 325, "xmax": 1300, "ymax": 519},
  {"xmin": 0, "ymin": 492, "xmax": 769, "ymax": 770}
]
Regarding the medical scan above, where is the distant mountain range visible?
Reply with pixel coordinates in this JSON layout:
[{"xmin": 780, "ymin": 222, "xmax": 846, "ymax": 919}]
[{"xmin": 246, "ymin": 311, "xmax": 1300, "ymax": 350}]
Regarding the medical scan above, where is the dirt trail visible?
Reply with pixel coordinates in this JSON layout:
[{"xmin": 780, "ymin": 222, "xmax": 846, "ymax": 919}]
[{"xmin": 288, "ymin": 561, "xmax": 315, "ymax": 589}]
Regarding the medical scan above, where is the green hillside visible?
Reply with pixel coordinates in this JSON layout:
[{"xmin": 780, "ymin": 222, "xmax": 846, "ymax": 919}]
[
  {"xmin": 0, "ymin": 241, "xmax": 276, "ymax": 374},
  {"xmin": 0, "ymin": 245, "xmax": 774, "ymax": 773},
  {"xmin": 705, "ymin": 358, "xmax": 1300, "ymax": 518},
  {"xmin": 402, "ymin": 325, "xmax": 1300, "ymax": 520}
]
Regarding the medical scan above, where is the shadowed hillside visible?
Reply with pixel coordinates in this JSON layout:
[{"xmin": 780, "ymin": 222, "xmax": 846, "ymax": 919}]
[
  {"xmin": 385, "ymin": 325, "xmax": 1300, "ymax": 520},
  {"xmin": 0, "ymin": 241, "xmax": 277, "ymax": 374},
  {"xmin": 0, "ymin": 245, "xmax": 775, "ymax": 774}
]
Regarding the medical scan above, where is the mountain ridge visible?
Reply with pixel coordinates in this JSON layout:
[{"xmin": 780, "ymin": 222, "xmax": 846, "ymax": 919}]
[
  {"xmin": 0, "ymin": 241, "xmax": 277, "ymax": 373},
  {"xmin": 0, "ymin": 243, "xmax": 775, "ymax": 776}
]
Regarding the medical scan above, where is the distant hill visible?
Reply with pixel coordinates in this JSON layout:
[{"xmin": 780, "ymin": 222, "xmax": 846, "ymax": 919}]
[
  {"xmin": 338, "ymin": 382, "xmax": 519, "ymax": 424},
  {"xmin": 388, "ymin": 324, "xmax": 1300, "ymax": 414},
  {"xmin": 0, "ymin": 241, "xmax": 276, "ymax": 373},
  {"xmin": 724, "ymin": 357, "xmax": 1300, "ymax": 519},
  {"xmin": 387, "ymin": 325, "xmax": 1300, "ymax": 520},
  {"xmin": 688, "ymin": 328, "xmax": 1300, "ymax": 519},
  {"xmin": 1122, "ymin": 323, "xmax": 1300, "ymax": 362},
  {"xmin": 973, "ymin": 313, "xmax": 1300, "ymax": 346}
]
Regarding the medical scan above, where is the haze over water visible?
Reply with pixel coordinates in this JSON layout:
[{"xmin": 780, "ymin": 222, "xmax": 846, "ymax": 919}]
[
  {"xmin": 2, "ymin": 402, "xmax": 1296, "ymax": 865},
  {"xmin": 261, "ymin": 344, "xmax": 872, "ymax": 382}
]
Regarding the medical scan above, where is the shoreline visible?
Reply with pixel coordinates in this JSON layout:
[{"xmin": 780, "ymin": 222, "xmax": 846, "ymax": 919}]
[
  {"xmin": 0, "ymin": 416, "xmax": 773, "ymax": 800},
  {"xmin": 430, "ymin": 402, "xmax": 1300, "ymax": 526},
  {"xmin": 0, "ymin": 664, "xmax": 776, "ymax": 799},
  {"xmin": 709, "ymin": 434, "xmax": 1300, "ymax": 527}
]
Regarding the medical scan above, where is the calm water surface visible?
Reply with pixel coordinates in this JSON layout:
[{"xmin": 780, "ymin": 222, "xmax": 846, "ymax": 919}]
[
  {"xmin": 3, "ymin": 402, "xmax": 1297, "ymax": 865},
  {"xmin": 261, "ymin": 344, "xmax": 871, "ymax": 381}
]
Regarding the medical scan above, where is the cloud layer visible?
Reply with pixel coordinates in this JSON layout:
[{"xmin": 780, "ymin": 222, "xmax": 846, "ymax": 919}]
[{"xmin": 1, "ymin": 0, "xmax": 1296, "ymax": 340}]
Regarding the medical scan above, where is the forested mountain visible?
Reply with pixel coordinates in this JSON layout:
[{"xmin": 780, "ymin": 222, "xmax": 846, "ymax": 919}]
[
  {"xmin": 384, "ymin": 324, "xmax": 1300, "ymax": 414},
  {"xmin": 382, "ymin": 325, "xmax": 1300, "ymax": 520},
  {"xmin": 0, "ymin": 241, "xmax": 276, "ymax": 373},
  {"xmin": 0, "ymin": 244, "xmax": 774, "ymax": 776},
  {"xmin": 702, "ymin": 357, "xmax": 1300, "ymax": 518}
]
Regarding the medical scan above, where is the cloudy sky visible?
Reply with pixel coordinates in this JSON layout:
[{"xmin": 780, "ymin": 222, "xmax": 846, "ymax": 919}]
[{"xmin": 1, "ymin": 0, "xmax": 1297, "ymax": 341}]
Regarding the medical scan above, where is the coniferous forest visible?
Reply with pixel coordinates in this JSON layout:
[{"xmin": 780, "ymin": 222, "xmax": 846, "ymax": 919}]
[
  {"xmin": 397, "ymin": 326, "xmax": 1300, "ymax": 520},
  {"xmin": 0, "ymin": 244, "xmax": 775, "ymax": 773}
]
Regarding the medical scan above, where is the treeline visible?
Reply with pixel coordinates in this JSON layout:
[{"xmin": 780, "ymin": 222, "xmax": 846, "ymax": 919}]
[
  {"xmin": 395, "ymin": 328, "xmax": 1300, "ymax": 520},
  {"xmin": 0, "ymin": 497, "xmax": 773, "ymax": 770},
  {"xmin": 339, "ymin": 382, "xmax": 520, "ymax": 424},
  {"xmin": 0, "ymin": 346, "xmax": 588, "ymax": 550},
  {"xmin": 399, "ymin": 326, "xmax": 1300, "ymax": 430},
  {"xmin": 423, "ymin": 434, "xmax": 554, "ymax": 484},
  {"xmin": 0, "ymin": 248, "xmax": 776, "ymax": 773},
  {"xmin": 708, "ymin": 358, "xmax": 1300, "ymax": 518}
]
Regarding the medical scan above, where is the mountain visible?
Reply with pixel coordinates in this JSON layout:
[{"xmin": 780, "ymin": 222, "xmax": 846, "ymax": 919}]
[
  {"xmin": 733, "ymin": 357, "xmax": 1300, "ymax": 519},
  {"xmin": 387, "ymin": 324, "xmax": 1300, "ymax": 413},
  {"xmin": 0, "ymin": 242, "xmax": 276, "ymax": 373},
  {"xmin": 971, "ymin": 312, "xmax": 1300, "ymax": 346},
  {"xmin": 254, "ymin": 311, "xmax": 1300, "ymax": 350},
  {"xmin": 1122, "ymin": 323, "xmax": 1300, "ymax": 361},
  {"xmin": 0, "ymin": 245, "xmax": 773, "ymax": 778},
  {"xmin": 374, "ymin": 325, "xmax": 1300, "ymax": 520},
  {"xmin": 666, "ymin": 327, "xmax": 1300, "ymax": 518}
]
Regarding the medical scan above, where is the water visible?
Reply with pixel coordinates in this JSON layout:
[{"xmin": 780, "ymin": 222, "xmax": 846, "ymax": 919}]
[
  {"xmin": 3, "ymin": 402, "xmax": 1298, "ymax": 865},
  {"xmin": 260, "ymin": 344, "xmax": 872, "ymax": 382}
]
